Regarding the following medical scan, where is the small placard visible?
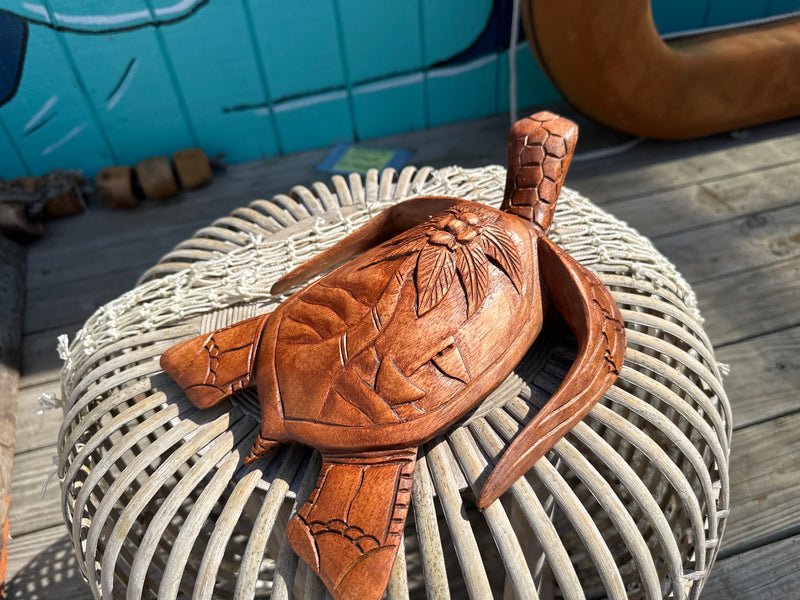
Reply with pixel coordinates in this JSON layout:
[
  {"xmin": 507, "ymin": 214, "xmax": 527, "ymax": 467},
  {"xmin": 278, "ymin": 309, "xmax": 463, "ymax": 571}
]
[{"xmin": 318, "ymin": 143, "xmax": 410, "ymax": 175}]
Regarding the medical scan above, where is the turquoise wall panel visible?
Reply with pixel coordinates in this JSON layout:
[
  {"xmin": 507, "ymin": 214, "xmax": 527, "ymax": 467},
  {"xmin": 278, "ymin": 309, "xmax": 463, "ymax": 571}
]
[
  {"xmin": 247, "ymin": 0, "xmax": 346, "ymax": 101},
  {"xmin": 427, "ymin": 55, "xmax": 498, "ymax": 127},
  {"xmin": 352, "ymin": 75, "xmax": 426, "ymax": 139},
  {"xmin": 706, "ymin": 0, "xmax": 770, "ymax": 26},
  {"xmin": 766, "ymin": 0, "xmax": 800, "ymax": 14},
  {"xmin": 274, "ymin": 94, "xmax": 353, "ymax": 154},
  {"xmin": 496, "ymin": 43, "xmax": 562, "ymax": 114},
  {"xmin": 154, "ymin": 0, "xmax": 279, "ymax": 162},
  {"xmin": 422, "ymin": 0, "xmax": 493, "ymax": 66},
  {"xmin": 46, "ymin": 0, "xmax": 194, "ymax": 165},
  {"xmin": 0, "ymin": 117, "xmax": 29, "ymax": 179},
  {"xmin": 337, "ymin": 0, "xmax": 423, "ymax": 83},
  {"xmin": 0, "ymin": 24, "xmax": 112, "ymax": 175},
  {"xmin": 651, "ymin": 0, "xmax": 708, "ymax": 34}
]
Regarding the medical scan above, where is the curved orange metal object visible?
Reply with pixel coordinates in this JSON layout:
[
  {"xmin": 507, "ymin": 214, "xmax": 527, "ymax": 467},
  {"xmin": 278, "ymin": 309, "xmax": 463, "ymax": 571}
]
[{"xmin": 523, "ymin": 1, "xmax": 800, "ymax": 138}]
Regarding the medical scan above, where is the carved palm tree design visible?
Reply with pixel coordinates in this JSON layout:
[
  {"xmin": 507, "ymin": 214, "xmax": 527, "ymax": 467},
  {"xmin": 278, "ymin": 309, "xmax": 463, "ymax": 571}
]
[{"xmin": 378, "ymin": 206, "xmax": 523, "ymax": 317}]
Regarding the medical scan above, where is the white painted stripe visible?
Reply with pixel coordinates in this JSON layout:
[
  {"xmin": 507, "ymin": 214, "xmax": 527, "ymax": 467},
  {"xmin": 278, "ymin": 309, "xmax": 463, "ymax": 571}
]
[
  {"xmin": 254, "ymin": 107, "xmax": 271, "ymax": 116},
  {"xmin": 42, "ymin": 123, "xmax": 88, "ymax": 156},
  {"xmin": 273, "ymin": 90, "xmax": 348, "ymax": 114},
  {"xmin": 22, "ymin": 2, "xmax": 50, "ymax": 22},
  {"xmin": 21, "ymin": 0, "xmax": 201, "ymax": 27},
  {"xmin": 427, "ymin": 53, "xmax": 497, "ymax": 79},
  {"xmin": 106, "ymin": 60, "xmax": 139, "ymax": 112},
  {"xmin": 354, "ymin": 72, "xmax": 424, "ymax": 96},
  {"xmin": 24, "ymin": 95, "xmax": 58, "ymax": 132},
  {"xmin": 154, "ymin": 0, "xmax": 200, "ymax": 18},
  {"xmin": 53, "ymin": 9, "xmax": 151, "ymax": 28}
]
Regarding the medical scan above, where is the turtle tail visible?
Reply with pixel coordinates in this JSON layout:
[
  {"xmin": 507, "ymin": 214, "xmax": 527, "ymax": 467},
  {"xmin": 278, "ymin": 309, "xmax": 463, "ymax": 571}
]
[
  {"xmin": 501, "ymin": 111, "xmax": 578, "ymax": 230},
  {"xmin": 160, "ymin": 313, "xmax": 271, "ymax": 409}
]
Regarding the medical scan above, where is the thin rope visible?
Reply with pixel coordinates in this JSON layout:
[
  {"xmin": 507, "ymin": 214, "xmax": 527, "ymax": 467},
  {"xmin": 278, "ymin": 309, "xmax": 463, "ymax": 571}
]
[{"xmin": 509, "ymin": 0, "xmax": 521, "ymax": 124}]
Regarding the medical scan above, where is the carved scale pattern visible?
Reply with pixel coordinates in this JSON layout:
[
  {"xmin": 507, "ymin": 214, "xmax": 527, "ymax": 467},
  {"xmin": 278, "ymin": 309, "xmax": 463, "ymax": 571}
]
[{"xmin": 502, "ymin": 112, "xmax": 578, "ymax": 230}]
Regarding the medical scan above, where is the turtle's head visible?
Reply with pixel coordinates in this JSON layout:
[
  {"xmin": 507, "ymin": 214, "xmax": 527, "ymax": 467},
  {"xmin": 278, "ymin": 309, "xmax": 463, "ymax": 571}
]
[{"xmin": 500, "ymin": 111, "xmax": 578, "ymax": 231}]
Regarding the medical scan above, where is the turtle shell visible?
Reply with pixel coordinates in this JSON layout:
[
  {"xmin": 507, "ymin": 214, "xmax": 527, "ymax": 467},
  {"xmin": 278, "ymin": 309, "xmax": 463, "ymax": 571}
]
[{"xmin": 253, "ymin": 201, "xmax": 547, "ymax": 453}]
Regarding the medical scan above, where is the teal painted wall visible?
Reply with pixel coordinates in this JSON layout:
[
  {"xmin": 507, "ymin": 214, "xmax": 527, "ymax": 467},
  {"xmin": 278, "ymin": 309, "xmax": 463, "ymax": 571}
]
[{"xmin": 1, "ymin": 1, "xmax": 798, "ymax": 179}]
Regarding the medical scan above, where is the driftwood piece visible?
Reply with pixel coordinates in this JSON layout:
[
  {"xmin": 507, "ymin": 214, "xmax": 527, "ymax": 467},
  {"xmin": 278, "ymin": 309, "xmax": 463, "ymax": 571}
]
[
  {"xmin": 172, "ymin": 148, "xmax": 213, "ymax": 191},
  {"xmin": 96, "ymin": 166, "xmax": 139, "ymax": 209},
  {"xmin": 160, "ymin": 112, "xmax": 626, "ymax": 600},
  {"xmin": 135, "ymin": 156, "xmax": 178, "ymax": 200}
]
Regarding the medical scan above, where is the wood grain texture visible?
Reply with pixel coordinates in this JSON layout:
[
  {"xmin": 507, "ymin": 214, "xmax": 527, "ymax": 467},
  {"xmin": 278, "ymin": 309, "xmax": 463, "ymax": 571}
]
[
  {"xmin": 652, "ymin": 202, "xmax": 800, "ymax": 284},
  {"xmin": 160, "ymin": 112, "xmax": 625, "ymax": 600},
  {"xmin": 722, "ymin": 412, "xmax": 800, "ymax": 553},
  {"xmin": 597, "ymin": 160, "xmax": 800, "ymax": 240},
  {"xmin": 694, "ymin": 257, "xmax": 800, "ymax": 346},
  {"xmin": 15, "ymin": 382, "xmax": 62, "ymax": 455},
  {"xmin": 9, "ymin": 445, "xmax": 61, "ymax": 538},
  {"xmin": 715, "ymin": 326, "xmax": 800, "ymax": 429},
  {"xmin": 4, "ymin": 525, "xmax": 92, "ymax": 600},
  {"xmin": 702, "ymin": 534, "xmax": 800, "ymax": 600}
]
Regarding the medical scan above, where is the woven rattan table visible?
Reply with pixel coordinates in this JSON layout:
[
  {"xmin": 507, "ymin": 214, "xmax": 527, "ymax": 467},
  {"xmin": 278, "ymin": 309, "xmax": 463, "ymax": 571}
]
[{"xmin": 57, "ymin": 165, "xmax": 731, "ymax": 600}]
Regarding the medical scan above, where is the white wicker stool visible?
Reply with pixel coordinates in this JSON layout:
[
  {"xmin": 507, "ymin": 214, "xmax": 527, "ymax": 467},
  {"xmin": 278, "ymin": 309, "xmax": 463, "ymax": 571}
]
[{"xmin": 57, "ymin": 165, "xmax": 731, "ymax": 600}]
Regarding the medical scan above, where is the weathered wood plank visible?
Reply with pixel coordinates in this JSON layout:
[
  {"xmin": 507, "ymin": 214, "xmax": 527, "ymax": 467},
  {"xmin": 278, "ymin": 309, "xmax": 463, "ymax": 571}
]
[
  {"xmin": 15, "ymin": 382, "xmax": 61, "ymax": 455},
  {"xmin": 693, "ymin": 257, "xmax": 800, "ymax": 347},
  {"xmin": 19, "ymin": 326, "xmax": 74, "ymax": 391},
  {"xmin": 5, "ymin": 525, "xmax": 92, "ymax": 600},
  {"xmin": 597, "ymin": 160, "xmax": 800, "ymax": 240},
  {"xmin": 650, "ymin": 201, "xmax": 800, "ymax": 284},
  {"xmin": 9, "ymin": 445, "xmax": 61, "ymax": 538},
  {"xmin": 716, "ymin": 326, "xmax": 800, "ymax": 430},
  {"xmin": 26, "ymin": 226, "xmax": 190, "ymax": 292},
  {"xmin": 702, "ymin": 534, "xmax": 800, "ymax": 600},
  {"xmin": 569, "ymin": 117, "xmax": 800, "ymax": 204},
  {"xmin": 24, "ymin": 268, "xmax": 143, "ymax": 335},
  {"xmin": 721, "ymin": 412, "xmax": 800, "ymax": 554}
]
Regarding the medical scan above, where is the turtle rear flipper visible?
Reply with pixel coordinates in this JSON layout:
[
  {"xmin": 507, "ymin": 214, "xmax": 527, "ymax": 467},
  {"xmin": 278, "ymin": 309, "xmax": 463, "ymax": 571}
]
[
  {"xmin": 159, "ymin": 313, "xmax": 271, "ymax": 409},
  {"xmin": 286, "ymin": 450, "xmax": 416, "ymax": 600},
  {"xmin": 477, "ymin": 236, "xmax": 625, "ymax": 509},
  {"xmin": 271, "ymin": 196, "xmax": 462, "ymax": 295}
]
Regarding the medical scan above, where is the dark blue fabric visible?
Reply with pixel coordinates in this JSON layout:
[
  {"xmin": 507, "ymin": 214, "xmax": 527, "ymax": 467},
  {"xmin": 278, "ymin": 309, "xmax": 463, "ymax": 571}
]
[{"xmin": 0, "ymin": 10, "xmax": 27, "ymax": 106}]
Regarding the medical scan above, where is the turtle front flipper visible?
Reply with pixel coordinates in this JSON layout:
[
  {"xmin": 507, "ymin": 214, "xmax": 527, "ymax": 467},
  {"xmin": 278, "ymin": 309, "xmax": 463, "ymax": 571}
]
[
  {"xmin": 477, "ymin": 236, "xmax": 625, "ymax": 509},
  {"xmin": 160, "ymin": 313, "xmax": 271, "ymax": 409},
  {"xmin": 271, "ymin": 195, "xmax": 462, "ymax": 294},
  {"xmin": 286, "ymin": 449, "xmax": 417, "ymax": 600}
]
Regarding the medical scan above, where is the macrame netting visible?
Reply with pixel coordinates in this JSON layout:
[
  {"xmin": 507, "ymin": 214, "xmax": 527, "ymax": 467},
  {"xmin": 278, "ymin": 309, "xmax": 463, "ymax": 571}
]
[{"xmin": 57, "ymin": 166, "xmax": 729, "ymax": 600}]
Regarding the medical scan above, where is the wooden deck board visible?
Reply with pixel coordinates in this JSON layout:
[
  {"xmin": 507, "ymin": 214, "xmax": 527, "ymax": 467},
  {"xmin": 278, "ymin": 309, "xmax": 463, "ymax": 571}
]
[
  {"xmin": 7, "ymin": 109, "xmax": 800, "ymax": 597},
  {"xmin": 702, "ymin": 534, "xmax": 800, "ymax": 599},
  {"xmin": 646, "ymin": 201, "xmax": 800, "ymax": 285},
  {"xmin": 694, "ymin": 257, "xmax": 800, "ymax": 347},
  {"xmin": 9, "ymin": 445, "xmax": 62, "ymax": 538},
  {"xmin": 722, "ymin": 413, "xmax": 800, "ymax": 554},
  {"xmin": 593, "ymin": 159, "xmax": 800, "ymax": 240},
  {"xmin": 4, "ymin": 525, "xmax": 92, "ymax": 600},
  {"xmin": 715, "ymin": 326, "xmax": 800, "ymax": 429}
]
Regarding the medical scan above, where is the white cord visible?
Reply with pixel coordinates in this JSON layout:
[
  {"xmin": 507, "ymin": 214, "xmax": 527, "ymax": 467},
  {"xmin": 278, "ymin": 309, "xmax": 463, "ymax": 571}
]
[
  {"xmin": 509, "ymin": 0, "xmax": 521, "ymax": 124},
  {"xmin": 572, "ymin": 136, "xmax": 646, "ymax": 162}
]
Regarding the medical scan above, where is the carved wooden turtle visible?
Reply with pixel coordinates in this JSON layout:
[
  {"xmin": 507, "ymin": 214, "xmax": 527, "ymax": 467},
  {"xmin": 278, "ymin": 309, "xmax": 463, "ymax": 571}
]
[{"xmin": 160, "ymin": 112, "xmax": 626, "ymax": 600}]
